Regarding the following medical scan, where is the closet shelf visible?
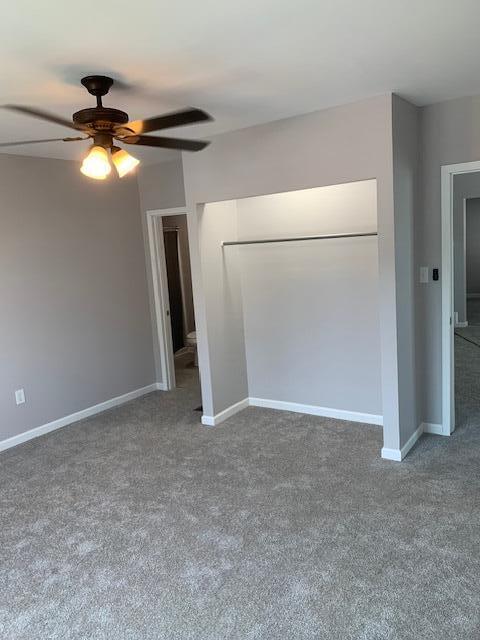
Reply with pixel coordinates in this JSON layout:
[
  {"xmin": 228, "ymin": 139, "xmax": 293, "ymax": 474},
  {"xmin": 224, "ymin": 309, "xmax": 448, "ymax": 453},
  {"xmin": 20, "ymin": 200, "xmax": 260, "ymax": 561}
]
[{"xmin": 221, "ymin": 231, "xmax": 378, "ymax": 247}]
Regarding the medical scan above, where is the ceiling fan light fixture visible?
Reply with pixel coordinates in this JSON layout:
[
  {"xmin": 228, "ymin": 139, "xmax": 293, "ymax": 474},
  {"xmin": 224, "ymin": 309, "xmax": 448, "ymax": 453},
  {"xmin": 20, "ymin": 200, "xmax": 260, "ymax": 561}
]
[
  {"xmin": 0, "ymin": 76, "xmax": 212, "ymax": 177},
  {"xmin": 111, "ymin": 146, "xmax": 140, "ymax": 177},
  {"xmin": 80, "ymin": 145, "xmax": 111, "ymax": 180}
]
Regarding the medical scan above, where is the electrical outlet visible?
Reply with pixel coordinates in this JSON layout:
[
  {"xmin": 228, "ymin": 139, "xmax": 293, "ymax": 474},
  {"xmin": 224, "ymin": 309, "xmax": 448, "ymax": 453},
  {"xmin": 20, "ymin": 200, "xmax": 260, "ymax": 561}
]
[{"xmin": 15, "ymin": 388, "xmax": 25, "ymax": 405}]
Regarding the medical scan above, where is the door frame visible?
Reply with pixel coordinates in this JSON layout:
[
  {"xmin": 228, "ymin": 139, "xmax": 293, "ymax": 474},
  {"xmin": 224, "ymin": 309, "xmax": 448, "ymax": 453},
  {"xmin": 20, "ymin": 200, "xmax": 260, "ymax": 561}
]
[
  {"xmin": 441, "ymin": 160, "xmax": 480, "ymax": 435},
  {"xmin": 461, "ymin": 197, "xmax": 468, "ymax": 328},
  {"xmin": 146, "ymin": 206, "xmax": 187, "ymax": 390}
]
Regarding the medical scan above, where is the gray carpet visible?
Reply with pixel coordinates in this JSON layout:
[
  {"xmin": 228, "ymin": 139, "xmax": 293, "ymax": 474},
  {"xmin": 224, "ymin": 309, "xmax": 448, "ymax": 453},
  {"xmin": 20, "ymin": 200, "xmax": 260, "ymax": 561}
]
[
  {"xmin": 456, "ymin": 298, "xmax": 480, "ymax": 346},
  {"xmin": 455, "ymin": 325, "xmax": 480, "ymax": 347},
  {"xmin": 1, "ymin": 367, "xmax": 480, "ymax": 639},
  {"xmin": 455, "ymin": 328, "xmax": 480, "ymax": 426}
]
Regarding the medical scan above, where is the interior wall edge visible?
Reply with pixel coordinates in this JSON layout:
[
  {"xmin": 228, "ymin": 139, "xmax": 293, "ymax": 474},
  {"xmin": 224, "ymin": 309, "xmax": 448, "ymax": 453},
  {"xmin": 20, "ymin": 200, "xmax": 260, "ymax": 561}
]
[{"xmin": 381, "ymin": 422, "xmax": 424, "ymax": 461}]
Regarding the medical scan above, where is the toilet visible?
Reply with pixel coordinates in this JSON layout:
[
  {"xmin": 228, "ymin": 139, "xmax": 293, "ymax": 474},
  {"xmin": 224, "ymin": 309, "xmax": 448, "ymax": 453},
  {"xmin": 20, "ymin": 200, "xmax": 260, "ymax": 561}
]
[{"xmin": 186, "ymin": 331, "xmax": 198, "ymax": 366}]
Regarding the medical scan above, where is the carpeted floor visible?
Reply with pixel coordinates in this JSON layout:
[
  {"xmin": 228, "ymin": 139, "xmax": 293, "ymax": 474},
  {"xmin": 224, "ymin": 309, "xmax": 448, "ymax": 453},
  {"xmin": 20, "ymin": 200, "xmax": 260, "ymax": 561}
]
[{"xmin": 1, "ymin": 363, "xmax": 480, "ymax": 639}]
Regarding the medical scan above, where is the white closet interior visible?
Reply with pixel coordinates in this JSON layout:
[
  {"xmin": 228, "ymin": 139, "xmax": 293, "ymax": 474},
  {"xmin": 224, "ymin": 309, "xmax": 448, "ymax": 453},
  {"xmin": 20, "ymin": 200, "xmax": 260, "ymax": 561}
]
[{"xmin": 197, "ymin": 179, "xmax": 382, "ymax": 425}]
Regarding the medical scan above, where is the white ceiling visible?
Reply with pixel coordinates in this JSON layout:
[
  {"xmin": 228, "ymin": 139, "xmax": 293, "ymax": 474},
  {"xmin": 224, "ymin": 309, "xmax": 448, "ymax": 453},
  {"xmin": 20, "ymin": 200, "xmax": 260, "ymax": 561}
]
[{"xmin": 1, "ymin": 0, "xmax": 480, "ymax": 164}]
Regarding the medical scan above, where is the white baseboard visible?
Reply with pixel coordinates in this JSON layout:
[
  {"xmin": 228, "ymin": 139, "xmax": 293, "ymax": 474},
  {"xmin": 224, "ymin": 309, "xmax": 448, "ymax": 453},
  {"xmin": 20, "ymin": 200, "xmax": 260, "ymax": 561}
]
[
  {"xmin": 0, "ymin": 382, "xmax": 164, "ymax": 453},
  {"xmin": 201, "ymin": 398, "xmax": 250, "ymax": 426},
  {"xmin": 421, "ymin": 421, "xmax": 445, "ymax": 436},
  {"xmin": 381, "ymin": 421, "xmax": 448, "ymax": 461},
  {"xmin": 455, "ymin": 321, "xmax": 468, "ymax": 328},
  {"xmin": 249, "ymin": 397, "xmax": 383, "ymax": 425},
  {"xmin": 380, "ymin": 447, "xmax": 402, "ymax": 462},
  {"xmin": 381, "ymin": 423, "xmax": 424, "ymax": 461},
  {"xmin": 202, "ymin": 396, "xmax": 383, "ymax": 428}
]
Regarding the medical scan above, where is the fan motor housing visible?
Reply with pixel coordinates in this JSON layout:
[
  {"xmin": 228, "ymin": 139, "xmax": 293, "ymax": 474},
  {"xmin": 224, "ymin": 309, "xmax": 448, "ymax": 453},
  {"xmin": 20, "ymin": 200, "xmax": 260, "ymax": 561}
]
[{"xmin": 73, "ymin": 107, "xmax": 129, "ymax": 130}]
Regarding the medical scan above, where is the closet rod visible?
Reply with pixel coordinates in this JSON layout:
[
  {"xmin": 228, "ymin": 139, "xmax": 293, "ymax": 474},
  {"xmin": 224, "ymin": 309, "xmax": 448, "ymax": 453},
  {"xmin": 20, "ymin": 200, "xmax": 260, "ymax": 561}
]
[{"xmin": 221, "ymin": 231, "xmax": 378, "ymax": 247}]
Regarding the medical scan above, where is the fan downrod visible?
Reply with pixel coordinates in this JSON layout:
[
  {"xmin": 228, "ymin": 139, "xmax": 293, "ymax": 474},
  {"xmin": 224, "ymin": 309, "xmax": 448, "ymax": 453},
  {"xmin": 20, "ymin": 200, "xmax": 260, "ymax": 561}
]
[{"xmin": 73, "ymin": 76, "xmax": 129, "ymax": 129}]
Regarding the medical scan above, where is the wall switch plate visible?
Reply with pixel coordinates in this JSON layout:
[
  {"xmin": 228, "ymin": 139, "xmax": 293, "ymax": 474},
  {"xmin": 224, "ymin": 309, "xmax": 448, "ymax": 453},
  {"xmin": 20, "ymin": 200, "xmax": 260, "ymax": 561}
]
[
  {"xmin": 420, "ymin": 267, "xmax": 429, "ymax": 283},
  {"xmin": 15, "ymin": 388, "xmax": 25, "ymax": 405}
]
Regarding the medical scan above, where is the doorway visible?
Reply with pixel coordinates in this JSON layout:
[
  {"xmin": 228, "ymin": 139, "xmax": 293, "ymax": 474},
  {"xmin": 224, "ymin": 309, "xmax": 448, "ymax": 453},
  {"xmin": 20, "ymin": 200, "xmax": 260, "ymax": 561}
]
[
  {"xmin": 146, "ymin": 207, "xmax": 198, "ymax": 393},
  {"xmin": 453, "ymin": 195, "xmax": 480, "ymax": 432},
  {"xmin": 441, "ymin": 161, "xmax": 480, "ymax": 435}
]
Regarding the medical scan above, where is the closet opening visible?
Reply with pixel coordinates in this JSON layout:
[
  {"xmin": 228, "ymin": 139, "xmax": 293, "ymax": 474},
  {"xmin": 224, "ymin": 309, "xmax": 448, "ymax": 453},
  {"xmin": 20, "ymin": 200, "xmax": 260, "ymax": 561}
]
[{"xmin": 195, "ymin": 179, "xmax": 382, "ymax": 429}]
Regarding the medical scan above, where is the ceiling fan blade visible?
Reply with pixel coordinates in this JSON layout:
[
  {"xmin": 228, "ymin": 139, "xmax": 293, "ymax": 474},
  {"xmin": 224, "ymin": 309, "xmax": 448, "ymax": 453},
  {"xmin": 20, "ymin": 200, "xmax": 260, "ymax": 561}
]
[
  {"xmin": 0, "ymin": 136, "xmax": 86, "ymax": 147},
  {"xmin": 121, "ymin": 135, "xmax": 210, "ymax": 151},
  {"xmin": 2, "ymin": 105, "xmax": 84, "ymax": 130},
  {"xmin": 124, "ymin": 108, "xmax": 212, "ymax": 135}
]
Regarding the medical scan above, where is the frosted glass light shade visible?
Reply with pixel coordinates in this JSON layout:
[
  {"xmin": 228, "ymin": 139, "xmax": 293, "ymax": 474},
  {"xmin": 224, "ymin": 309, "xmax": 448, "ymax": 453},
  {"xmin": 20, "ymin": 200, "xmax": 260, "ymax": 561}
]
[
  {"xmin": 111, "ymin": 148, "xmax": 140, "ymax": 177},
  {"xmin": 80, "ymin": 146, "xmax": 111, "ymax": 180}
]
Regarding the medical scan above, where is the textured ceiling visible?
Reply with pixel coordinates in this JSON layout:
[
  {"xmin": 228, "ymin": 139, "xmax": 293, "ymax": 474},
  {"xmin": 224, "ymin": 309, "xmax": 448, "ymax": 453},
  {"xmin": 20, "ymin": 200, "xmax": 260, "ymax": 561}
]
[{"xmin": 1, "ymin": 0, "xmax": 480, "ymax": 163}]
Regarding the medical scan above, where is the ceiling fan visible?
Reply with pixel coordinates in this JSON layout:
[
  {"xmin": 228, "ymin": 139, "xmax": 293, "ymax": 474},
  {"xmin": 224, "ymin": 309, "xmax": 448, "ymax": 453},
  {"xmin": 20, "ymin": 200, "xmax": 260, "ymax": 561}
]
[{"xmin": 0, "ymin": 75, "xmax": 212, "ymax": 179}]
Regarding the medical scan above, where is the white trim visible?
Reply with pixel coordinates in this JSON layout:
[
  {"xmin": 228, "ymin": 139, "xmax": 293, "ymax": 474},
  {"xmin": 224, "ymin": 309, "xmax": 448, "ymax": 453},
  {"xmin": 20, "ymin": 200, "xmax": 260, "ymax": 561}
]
[
  {"xmin": 381, "ymin": 423, "xmax": 424, "ymax": 461},
  {"xmin": 201, "ymin": 398, "xmax": 249, "ymax": 426},
  {"xmin": 249, "ymin": 397, "xmax": 383, "ymax": 425},
  {"xmin": 441, "ymin": 160, "xmax": 480, "ymax": 437},
  {"xmin": 146, "ymin": 208, "xmax": 188, "ymax": 391},
  {"xmin": 147, "ymin": 207, "xmax": 188, "ymax": 217},
  {"xmin": 202, "ymin": 396, "xmax": 383, "ymax": 428},
  {"xmin": 462, "ymin": 197, "xmax": 467, "ymax": 324},
  {"xmin": 380, "ymin": 447, "xmax": 402, "ymax": 462},
  {"xmin": 421, "ymin": 421, "xmax": 445, "ymax": 436},
  {"xmin": 455, "ymin": 321, "xmax": 469, "ymax": 328},
  {"xmin": 0, "ymin": 383, "xmax": 164, "ymax": 453},
  {"xmin": 146, "ymin": 214, "xmax": 175, "ymax": 389}
]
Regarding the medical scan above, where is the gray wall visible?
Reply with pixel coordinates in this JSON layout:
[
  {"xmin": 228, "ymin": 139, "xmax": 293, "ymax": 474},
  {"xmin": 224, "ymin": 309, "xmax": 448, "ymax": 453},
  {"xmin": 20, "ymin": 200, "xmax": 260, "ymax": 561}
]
[
  {"xmin": 183, "ymin": 94, "xmax": 415, "ymax": 452},
  {"xmin": 137, "ymin": 158, "xmax": 186, "ymax": 212},
  {"xmin": 236, "ymin": 180, "xmax": 381, "ymax": 415},
  {"xmin": 137, "ymin": 159, "xmax": 187, "ymax": 382},
  {"xmin": 0, "ymin": 154, "xmax": 155, "ymax": 442},
  {"xmin": 419, "ymin": 95, "xmax": 480, "ymax": 424},
  {"xmin": 198, "ymin": 200, "xmax": 249, "ymax": 415},
  {"xmin": 466, "ymin": 198, "xmax": 480, "ymax": 297}
]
